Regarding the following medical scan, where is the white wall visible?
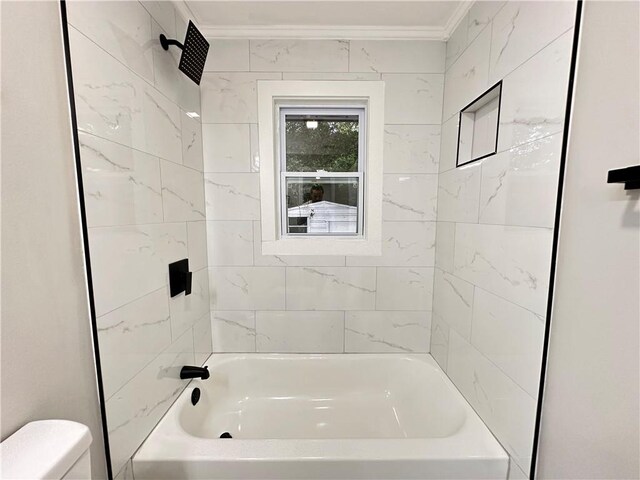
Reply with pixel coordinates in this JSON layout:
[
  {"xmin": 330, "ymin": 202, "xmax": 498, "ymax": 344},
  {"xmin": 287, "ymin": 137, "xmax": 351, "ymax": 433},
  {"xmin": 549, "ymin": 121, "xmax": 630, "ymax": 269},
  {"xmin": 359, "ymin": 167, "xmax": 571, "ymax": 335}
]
[
  {"xmin": 0, "ymin": 1, "xmax": 106, "ymax": 478},
  {"xmin": 430, "ymin": 1, "xmax": 577, "ymax": 477},
  {"xmin": 63, "ymin": 2, "xmax": 211, "ymax": 477},
  {"xmin": 201, "ymin": 39, "xmax": 445, "ymax": 355},
  {"xmin": 536, "ymin": 1, "xmax": 640, "ymax": 478}
]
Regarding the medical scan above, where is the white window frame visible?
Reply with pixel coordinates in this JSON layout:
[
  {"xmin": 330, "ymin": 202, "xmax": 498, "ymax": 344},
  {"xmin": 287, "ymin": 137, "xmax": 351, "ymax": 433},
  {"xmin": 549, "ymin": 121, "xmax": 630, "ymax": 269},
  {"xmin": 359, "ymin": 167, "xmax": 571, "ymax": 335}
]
[
  {"xmin": 279, "ymin": 106, "xmax": 365, "ymax": 238},
  {"xmin": 257, "ymin": 81, "xmax": 384, "ymax": 256}
]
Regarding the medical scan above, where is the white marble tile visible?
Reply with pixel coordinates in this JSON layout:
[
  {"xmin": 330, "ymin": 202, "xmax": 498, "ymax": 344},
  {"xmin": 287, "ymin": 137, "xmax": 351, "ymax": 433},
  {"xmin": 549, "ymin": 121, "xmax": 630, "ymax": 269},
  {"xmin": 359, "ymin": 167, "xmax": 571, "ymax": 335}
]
[
  {"xmin": 467, "ymin": 1, "xmax": 506, "ymax": 44},
  {"xmin": 497, "ymin": 31, "xmax": 573, "ymax": 152},
  {"xmin": 66, "ymin": 0, "xmax": 154, "ymax": 83},
  {"xmin": 207, "ymin": 221, "xmax": 254, "ymax": 266},
  {"xmin": 169, "ymin": 267, "xmax": 210, "ymax": 341},
  {"xmin": 442, "ymin": 26, "xmax": 491, "ymax": 122},
  {"xmin": 346, "ymin": 222, "xmax": 435, "ymax": 267},
  {"xmin": 286, "ymin": 267, "xmax": 376, "ymax": 311},
  {"xmin": 253, "ymin": 221, "xmax": 345, "ymax": 267},
  {"xmin": 204, "ymin": 39, "xmax": 250, "ymax": 72},
  {"xmin": 435, "ymin": 222, "xmax": 455, "ymax": 273},
  {"xmin": 345, "ymin": 311, "xmax": 431, "ymax": 353},
  {"xmin": 202, "ymin": 124, "xmax": 251, "ymax": 172},
  {"xmin": 142, "ymin": 86, "xmax": 184, "ymax": 164},
  {"xmin": 489, "ymin": 1, "xmax": 576, "ymax": 82},
  {"xmin": 200, "ymin": 72, "xmax": 281, "ymax": 123},
  {"xmin": 471, "ymin": 288, "xmax": 544, "ymax": 398},
  {"xmin": 106, "ymin": 329, "xmax": 194, "ymax": 474},
  {"xmin": 141, "ymin": 1, "xmax": 176, "ymax": 38},
  {"xmin": 445, "ymin": 14, "xmax": 469, "ymax": 70},
  {"xmin": 210, "ymin": 267, "xmax": 285, "ymax": 310},
  {"xmin": 187, "ymin": 221, "xmax": 208, "ymax": 271},
  {"xmin": 480, "ymin": 134, "xmax": 562, "ymax": 228},
  {"xmin": 430, "ymin": 309, "xmax": 450, "ymax": 371},
  {"xmin": 160, "ymin": 160, "xmax": 206, "ymax": 221},
  {"xmin": 507, "ymin": 462, "xmax": 529, "ymax": 480},
  {"xmin": 447, "ymin": 330, "xmax": 536, "ymax": 473},
  {"xmin": 453, "ymin": 223, "xmax": 553, "ymax": 315},
  {"xmin": 150, "ymin": 20, "xmax": 201, "ymax": 115},
  {"xmin": 438, "ymin": 114, "xmax": 460, "ymax": 173},
  {"xmin": 193, "ymin": 313, "xmax": 213, "ymax": 365},
  {"xmin": 432, "ymin": 269, "xmax": 474, "ymax": 340},
  {"xmin": 382, "ymin": 74, "xmax": 444, "ymax": 125},
  {"xmin": 249, "ymin": 124, "xmax": 260, "ymax": 172},
  {"xmin": 349, "ymin": 41, "xmax": 445, "ymax": 73},
  {"xmin": 250, "ymin": 40, "xmax": 349, "ymax": 72},
  {"xmin": 383, "ymin": 125, "xmax": 440, "ymax": 174},
  {"xmin": 382, "ymin": 174, "xmax": 438, "ymax": 221},
  {"xmin": 376, "ymin": 267, "xmax": 434, "ymax": 311},
  {"xmin": 282, "ymin": 72, "xmax": 380, "ymax": 81},
  {"xmin": 79, "ymin": 132, "xmax": 163, "ymax": 227},
  {"xmin": 437, "ymin": 162, "xmax": 482, "ymax": 223},
  {"xmin": 204, "ymin": 173, "xmax": 260, "ymax": 220},
  {"xmin": 98, "ymin": 287, "xmax": 171, "ymax": 399},
  {"xmin": 211, "ymin": 311, "xmax": 256, "ymax": 352},
  {"xmin": 89, "ymin": 222, "xmax": 187, "ymax": 316},
  {"xmin": 256, "ymin": 311, "xmax": 344, "ymax": 353},
  {"xmin": 181, "ymin": 112, "xmax": 203, "ymax": 171}
]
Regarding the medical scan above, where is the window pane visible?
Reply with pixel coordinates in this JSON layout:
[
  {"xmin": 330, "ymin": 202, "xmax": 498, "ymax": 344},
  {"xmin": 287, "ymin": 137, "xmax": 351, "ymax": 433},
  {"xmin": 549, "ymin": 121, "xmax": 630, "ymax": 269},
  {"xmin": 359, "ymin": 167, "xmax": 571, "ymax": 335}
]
[
  {"xmin": 285, "ymin": 176, "xmax": 360, "ymax": 235},
  {"xmin": 285, "ymin": 113, "xmax": 359, "ymax": 172}
]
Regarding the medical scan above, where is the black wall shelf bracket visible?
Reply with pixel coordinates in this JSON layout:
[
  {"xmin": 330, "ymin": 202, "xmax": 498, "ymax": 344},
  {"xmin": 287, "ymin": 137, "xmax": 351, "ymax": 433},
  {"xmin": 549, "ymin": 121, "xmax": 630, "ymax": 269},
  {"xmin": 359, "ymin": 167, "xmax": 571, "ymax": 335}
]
[
  {"xmin": 607, "ymin": 165, "xmax": 640, "ymax": 190},
  {"xmin": 169, "ymin": 258, "xmax": 192, "ymax": 297}
]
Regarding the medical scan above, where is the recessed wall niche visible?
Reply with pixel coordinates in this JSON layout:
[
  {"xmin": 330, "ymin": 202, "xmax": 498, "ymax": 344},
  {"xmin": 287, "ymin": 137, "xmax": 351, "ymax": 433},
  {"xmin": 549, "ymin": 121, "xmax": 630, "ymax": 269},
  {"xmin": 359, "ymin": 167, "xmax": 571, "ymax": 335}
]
[{"xmin": 456, "ymin": 81, "xmax": 502, "ymax": 167}]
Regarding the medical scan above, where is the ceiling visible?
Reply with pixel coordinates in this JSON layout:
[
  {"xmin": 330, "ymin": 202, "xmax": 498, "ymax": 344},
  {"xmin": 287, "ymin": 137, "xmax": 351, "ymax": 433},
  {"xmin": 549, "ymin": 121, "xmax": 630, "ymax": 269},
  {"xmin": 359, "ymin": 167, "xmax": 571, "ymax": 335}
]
[{"xmin": 176, "ymin": 1, "xmax": 471, "ymax": 40}]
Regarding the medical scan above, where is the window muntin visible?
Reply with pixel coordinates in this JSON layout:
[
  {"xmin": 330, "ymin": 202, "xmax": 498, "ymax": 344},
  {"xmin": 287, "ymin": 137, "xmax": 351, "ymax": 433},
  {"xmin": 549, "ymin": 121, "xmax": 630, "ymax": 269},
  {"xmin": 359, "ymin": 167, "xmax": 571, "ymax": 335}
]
[{"xmin": 279, "ymin": 107, "xmax": 365, "ymax": 237}]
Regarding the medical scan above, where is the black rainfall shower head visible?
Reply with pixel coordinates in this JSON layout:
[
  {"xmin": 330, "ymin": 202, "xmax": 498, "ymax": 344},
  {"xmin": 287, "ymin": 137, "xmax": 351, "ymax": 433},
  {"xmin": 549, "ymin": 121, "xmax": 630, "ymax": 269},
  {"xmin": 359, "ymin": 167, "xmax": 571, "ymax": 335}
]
[{"xmin": 159, "ymin": 20, "xmax": 209, "ymax": 86}]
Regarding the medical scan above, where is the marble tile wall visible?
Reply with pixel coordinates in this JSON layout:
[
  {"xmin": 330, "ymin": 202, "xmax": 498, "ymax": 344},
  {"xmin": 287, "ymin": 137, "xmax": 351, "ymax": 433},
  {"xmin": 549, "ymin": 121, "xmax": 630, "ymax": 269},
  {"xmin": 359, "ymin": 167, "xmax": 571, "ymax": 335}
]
[
  {"xmin": 201, "ymin": 39, "xmax": 446, "ymax": 356},
  {"xmin": 65, "ymin": 2, "xmax": 211, "ymax": 477},
  {"xmin": 431, "ymin": 1, "xmax": 577, "ymax": 477}
]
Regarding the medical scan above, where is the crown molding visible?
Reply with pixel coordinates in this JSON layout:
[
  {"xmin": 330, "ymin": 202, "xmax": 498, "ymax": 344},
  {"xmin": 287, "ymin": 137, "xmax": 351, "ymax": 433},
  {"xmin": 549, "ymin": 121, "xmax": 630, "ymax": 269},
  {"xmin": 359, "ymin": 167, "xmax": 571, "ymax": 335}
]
[
  {"xmin": 442, "ymin": 0, "xmax": 474, "ymax": 40},
  {"xmin": 198, "ymin": 25, "xmax": 446, "ymax": 40},
  {"xmin": 173, "ymin": 0, "xmax": 196, "ymax": 23}
]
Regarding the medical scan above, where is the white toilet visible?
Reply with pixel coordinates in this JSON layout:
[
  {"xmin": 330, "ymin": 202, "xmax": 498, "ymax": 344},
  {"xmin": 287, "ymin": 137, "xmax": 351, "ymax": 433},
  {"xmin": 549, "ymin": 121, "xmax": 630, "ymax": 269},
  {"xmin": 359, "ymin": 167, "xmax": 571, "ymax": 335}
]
[{"xmin": 0, "ymin": 420, "xmax": 93, "ymax": 479}]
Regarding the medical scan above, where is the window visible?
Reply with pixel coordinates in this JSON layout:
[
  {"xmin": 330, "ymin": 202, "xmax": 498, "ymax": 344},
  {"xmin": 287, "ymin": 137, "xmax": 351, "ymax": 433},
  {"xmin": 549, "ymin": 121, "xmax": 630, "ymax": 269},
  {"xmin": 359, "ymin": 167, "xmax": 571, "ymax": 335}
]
[
  {"xmin": 280, "ymin": 108, "xmax": 365, "ymax": 237},
  {"xmin": 257, "ymin": 80, "xmax": 384, "ymax": 256}
]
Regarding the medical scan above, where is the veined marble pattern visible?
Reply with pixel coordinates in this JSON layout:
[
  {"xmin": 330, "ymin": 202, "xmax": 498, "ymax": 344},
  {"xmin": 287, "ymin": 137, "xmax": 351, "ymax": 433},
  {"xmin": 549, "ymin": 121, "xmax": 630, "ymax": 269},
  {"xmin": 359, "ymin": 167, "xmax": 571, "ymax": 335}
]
[
  {"xmin": 66, "ymin": 0, "xmax": 154, "ymax": 83},
  {"xmin": 438, "ymin": 115, "xmax": 460, "ymax": 173},
  {"xmin": 169, "ymin": 267, "xmax": 210, "ymax": 341},
  {"xmin": 89, "ymin": 222, "xmax": 187, "ymax": 316},
  {"xmin": 250, "ymin": 40, "xmax": 349, "ymax": 72},
  {"xmin": 187, "ymin": 221, "xmax": 208, "ymax": 272},
  {"xmin": 382, "ymin": 174, "xmax": 438, "ymax": 221},
  {"xmin": 383, "ymin": 125, "xmax": 440, "ymax": 174},
  {"xmin": 382, "ymin": 74, "xmax": 444, "ymax": 125},
  {"xmin": 160, "ymin": 161, "xmax": 206, "ymax": 222},
  {"xmin": 498, "ymin": 31, "xmax": 573, "ymax": 152},
  {"xmin": 376, "ymin": 267, "xmax": 434, "ymax": 311},
  {"xmin": 256, "ymin": 311, "xmax": 344, "ymax": 353},
  {"xmin": 142, "ymin": 86, "xmax": 183, "ymax": 164},
  {"xmin": 432, "ymin": 268, "xmax": 474, "ymax": 340},
  {"xmin": 346, "ymin": 222, "xmax": 435, "ymax": 267},
  {"xmin": 445, "ymin": 13, "xmax": 469, "ymax": 71},
  {"xmin": 442, "ymin": 26, "xmax": 491, "ymax": 121},
  {"xmin": 345, "ymin": 311, "xmax": 431, "ymax": 353},
  {"xmin": 207, "ymin": 221, "xmax": 254, "ymax": 266},
  {"xmin": 211, "ymin": 311, "xmax": 256, "ymax": 352},
  {"xmin": 200, "ymin": 72, "xmax": 282, "ymax": 123},
  {"xmin": 430, "ymin": 310, "xmax": 450, "ymax": 370},
  {"xmin": 205, "ymin": 39, "xmax": 250, "ymax": 72},
  {"xmin": 202, "ymin": 124, "xmax": 252, "ymax": 172},
  {"xmin": 447, "ymin": 331, "xmax": 536, "ymax": 473},
  {"xmin": 349, "ymin": 40, "xmax": 445, "ymax": 73},
  {"xmin": 204, "ymin": 173, "xmax": 260, "ymax": 220},
  {"xmin": 435, "ymin": 222, "xmax": 455, "ymax": 274},
  {"xmin": 489, "ymin": 1, "xmax": 576, "ymax": 82},
  {"xmin": 141, "ymin": 1, "xmax": 176, "ymax": 38},
  {"xmin": 467, "ymin": 1, "xmax": 506, "ymax": 45},
  {"xmin": 453, "ymin": 223, "xmax": 553, "ymax": 315},
  {"xmin": 480, "ymin": 134, "xmax": 562, "ymax": 228},
  {"xmin": 210, "ymin": 267, "xmax": 285, "ymax": 310},
  {"xmin": 193, "ymin": 313, "xmax": 213, "ymax": 365},
  {"xmin": 181, "ymin": 112, "xmax": 203, "ymax": 172},
  {"xmin": 106, "ymin": 329, "xmax": 194, "ymax": 474},
  {"xmin": 437, "ymin": 163, "xmax": 482, "ymax": 223},
  {"xmin": 97, "ymin": 287, "xmax": 171, "ymax": 400},
  {"xmin": 80, "ymin": 132, "xmax": 163, "ymax": 228},
  {"xmin": 286, "ymin": 267, "xmax": 376, "ymax": 311}
]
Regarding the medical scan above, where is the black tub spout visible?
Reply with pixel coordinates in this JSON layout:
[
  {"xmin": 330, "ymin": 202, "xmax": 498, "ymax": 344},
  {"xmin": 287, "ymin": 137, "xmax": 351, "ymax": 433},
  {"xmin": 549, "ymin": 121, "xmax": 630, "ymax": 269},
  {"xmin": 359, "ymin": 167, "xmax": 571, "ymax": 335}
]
[{"xmin": 180, "ymin": 365, "xmax": 210, "ymax": 380}]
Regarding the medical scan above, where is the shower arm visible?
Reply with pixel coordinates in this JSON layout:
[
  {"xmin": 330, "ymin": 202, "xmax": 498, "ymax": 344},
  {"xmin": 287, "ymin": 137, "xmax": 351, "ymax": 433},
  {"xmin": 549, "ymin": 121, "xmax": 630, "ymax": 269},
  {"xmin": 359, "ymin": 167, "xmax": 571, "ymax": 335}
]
[{"xmin": 159, "ymin": 34, "xmax": 184, "ymax": 51}]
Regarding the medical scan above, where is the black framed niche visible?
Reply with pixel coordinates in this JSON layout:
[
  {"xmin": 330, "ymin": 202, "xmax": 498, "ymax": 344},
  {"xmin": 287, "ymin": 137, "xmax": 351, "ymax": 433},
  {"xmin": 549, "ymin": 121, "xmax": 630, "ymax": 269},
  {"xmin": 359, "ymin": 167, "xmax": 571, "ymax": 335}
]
[{"xmin": 456, "ymin": 81, "xmax": 502, "ymax": 167}]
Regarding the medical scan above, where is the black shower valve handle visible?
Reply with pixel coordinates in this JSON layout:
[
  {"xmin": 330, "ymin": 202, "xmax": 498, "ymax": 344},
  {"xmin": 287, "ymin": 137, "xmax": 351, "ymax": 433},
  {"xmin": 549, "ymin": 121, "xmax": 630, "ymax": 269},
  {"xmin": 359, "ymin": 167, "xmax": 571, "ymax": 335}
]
[{"xmin": 169, "ymin": 259, "xmax": 192, "ymax": 297}]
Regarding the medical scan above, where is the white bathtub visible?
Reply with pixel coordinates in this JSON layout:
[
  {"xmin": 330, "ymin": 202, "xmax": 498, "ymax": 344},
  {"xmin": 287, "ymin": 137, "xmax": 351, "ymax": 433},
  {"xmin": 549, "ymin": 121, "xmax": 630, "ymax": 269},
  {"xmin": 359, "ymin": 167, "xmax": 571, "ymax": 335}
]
[{"xmin": 133, "ymin": 354, "xmax": 508, "ymax": 479}]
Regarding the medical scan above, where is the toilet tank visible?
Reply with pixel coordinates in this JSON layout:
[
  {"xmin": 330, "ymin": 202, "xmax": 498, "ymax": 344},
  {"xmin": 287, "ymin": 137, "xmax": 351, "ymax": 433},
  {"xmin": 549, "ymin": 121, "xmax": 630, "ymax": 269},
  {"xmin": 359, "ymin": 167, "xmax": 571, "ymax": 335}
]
[{"xmin": 0, "ymin": 420, "xmax": 93, "ymax": 479}]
